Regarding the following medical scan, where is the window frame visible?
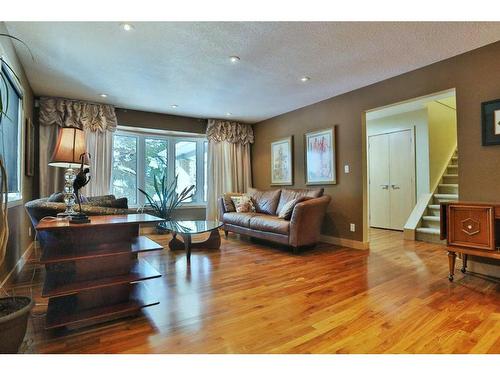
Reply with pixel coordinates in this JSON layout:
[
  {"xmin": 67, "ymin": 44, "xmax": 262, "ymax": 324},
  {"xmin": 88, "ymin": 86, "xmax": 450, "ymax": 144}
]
[
  {"xmin": 111, "ymin": 126, "xmax": 207, "ymax": 208},
  {"xmin": 0, "ymin": 55, "xmax": 24, "ymax": 206}
]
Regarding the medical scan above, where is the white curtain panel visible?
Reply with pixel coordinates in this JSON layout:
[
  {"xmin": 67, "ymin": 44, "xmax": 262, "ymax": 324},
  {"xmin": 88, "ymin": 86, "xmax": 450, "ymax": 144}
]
[
  {"xmin": 82, "ymin": 128, "xmax": 113, "ymax": 197},
  {"xmin": 206, "ymin": 119, "xmax": 253, "ymax": 221}
]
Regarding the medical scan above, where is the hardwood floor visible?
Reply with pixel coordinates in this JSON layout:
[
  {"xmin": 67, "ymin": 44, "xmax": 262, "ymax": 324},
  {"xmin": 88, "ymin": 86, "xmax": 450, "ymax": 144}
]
[{"xmin": 3, "ymin": 228, "xmax": 499, "ymax": 354}]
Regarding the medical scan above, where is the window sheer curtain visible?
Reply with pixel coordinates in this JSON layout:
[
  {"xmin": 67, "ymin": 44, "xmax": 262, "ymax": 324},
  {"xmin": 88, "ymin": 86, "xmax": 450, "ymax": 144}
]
[
  {"xmin": 206, "ymin": 119, "xmax": 253, "ymax": 221},
  {"xmin": 38, "ymin": 97, "xmax": 117, "ymax": 197}
]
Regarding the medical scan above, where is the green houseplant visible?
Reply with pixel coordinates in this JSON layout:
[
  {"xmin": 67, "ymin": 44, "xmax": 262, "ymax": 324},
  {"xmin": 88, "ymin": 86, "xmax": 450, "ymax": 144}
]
[
  {"xmin": 0, "ymin": 33, "xmax": 34, "ymax": 353},
  {"xmin": 138, "ymin": 172, "xmax": 195, "ymax": 232}
]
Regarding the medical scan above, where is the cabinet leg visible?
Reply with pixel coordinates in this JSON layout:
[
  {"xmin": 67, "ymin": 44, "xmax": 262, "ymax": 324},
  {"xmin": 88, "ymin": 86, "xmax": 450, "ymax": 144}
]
[
  {"xmin": 448, "ymin": 251, "xmax": 456, "ymax": 281},
  {"xmin": 461, "ymin": 254, "xmax": 468, "ymax": 274}
]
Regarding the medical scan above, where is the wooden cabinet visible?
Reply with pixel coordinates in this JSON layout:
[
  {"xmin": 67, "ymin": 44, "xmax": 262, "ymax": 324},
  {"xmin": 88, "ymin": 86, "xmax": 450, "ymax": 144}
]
[
  {"xmin": 440, "ymin": 202, "xmax": 500, "ymax": 281},
  {"xmin": 36, "ymin": 214, "xmax": 163, "ymax": 329}
]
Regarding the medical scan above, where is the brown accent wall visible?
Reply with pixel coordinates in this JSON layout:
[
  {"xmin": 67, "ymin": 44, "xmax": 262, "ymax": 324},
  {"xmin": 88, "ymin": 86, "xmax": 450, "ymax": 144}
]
[
  {"xmin": 0, "ymin": 23, "xmax": 35, "ymax": 282},
  {"xmin": 252, "ymin": 41, "xmax": 500, "ymax": 243},
  {"xmin": 116, "ymin": 108, "xmax": 207, "ymax": 134}
]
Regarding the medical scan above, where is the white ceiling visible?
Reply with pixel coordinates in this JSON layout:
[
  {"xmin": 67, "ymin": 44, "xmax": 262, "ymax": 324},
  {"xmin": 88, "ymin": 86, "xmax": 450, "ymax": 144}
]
[{"xmin": 5, "ymin": 22, "xmax": 500, "ymax": 123}]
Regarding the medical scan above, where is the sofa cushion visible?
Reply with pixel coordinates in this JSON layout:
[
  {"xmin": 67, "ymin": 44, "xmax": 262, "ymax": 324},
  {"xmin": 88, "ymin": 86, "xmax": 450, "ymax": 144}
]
[
  {"xmin": 100, "ymin": 197, "xmax": 128, "ymax": 209},
  {"xmin": 276, "ymin": 188, "xmax": 324, "ymax": 213},
  {"xmin": 249, "ymin": 214, "xmax": 290, "ymax": 235},
  {"xmin": 247, "ymin": 188, "xmax": 281, "ymax": 215},
  {"xmin": 86, "ymin": 195, "xmax": 117, "ymax": 206},
  {"xmin": 223, "ymin": 212, "xmax": 257, "ymax": 228},
  {"xmin": 277, "ymin": 196, "xmax": 312, "ymax": 220}
]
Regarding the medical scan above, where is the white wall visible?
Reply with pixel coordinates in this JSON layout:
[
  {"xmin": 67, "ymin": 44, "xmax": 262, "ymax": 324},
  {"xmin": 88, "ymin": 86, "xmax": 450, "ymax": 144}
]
[{"xmin": 367, "ymin": 109, "xmax": 430, "ymax": 199}]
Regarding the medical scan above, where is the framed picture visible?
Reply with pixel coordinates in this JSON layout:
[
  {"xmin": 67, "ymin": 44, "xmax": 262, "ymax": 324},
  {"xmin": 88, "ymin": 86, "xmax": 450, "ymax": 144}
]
[
  {"xmin": 271, "ymin": 136, "xmax": 293, "ymax": 185},
  {"xmin": 305, "ymin": 127, "xmax": 336, "ymax": 185},
  {"xmin": 25, "ymin": 117, "xmax": 35, "ymax": 177},
  {"xmin": 481, "ymin": 99, "xmax": 500, "ymax": 146}
]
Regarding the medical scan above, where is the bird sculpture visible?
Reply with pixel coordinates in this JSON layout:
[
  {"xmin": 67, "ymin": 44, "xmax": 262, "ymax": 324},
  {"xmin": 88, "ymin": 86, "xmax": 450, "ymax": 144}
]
[{"xmin": 70, "ymin": 152, "xmax": 91, "ymax": 224}]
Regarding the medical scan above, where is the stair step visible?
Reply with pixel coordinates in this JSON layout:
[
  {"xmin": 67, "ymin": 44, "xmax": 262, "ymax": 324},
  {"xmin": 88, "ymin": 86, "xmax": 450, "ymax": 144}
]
[
  {"xmin": 428, "ymin": 204, "xmax": 440, "ymax": 209},
  {"xmin": 434, "ymin": 193, "xmax": 458, "ymax": 199},
  {"xmin": 443, "ymin": 174, "xmax": 458, "ymax": 178},
  {"xmin": 416, "ymin": 227, "xmax": 440, "ymax": 235},
  {"xmin": 438, "ymin": 183, "xmax": 458, "ymax": 194},
  {"xmin": 423, "ymin": 216, "xmax": 440, "ymax": 222}
]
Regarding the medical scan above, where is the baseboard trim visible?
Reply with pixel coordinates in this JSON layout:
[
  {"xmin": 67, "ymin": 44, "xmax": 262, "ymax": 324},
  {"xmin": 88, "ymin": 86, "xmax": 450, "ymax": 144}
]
[
  {"xmin": 0, "ymin": 241, "xmax": 35, "ymax": 290},
  {"xmin": 320, "ymin": 235, "xmax": 369, "ymax": 250}
]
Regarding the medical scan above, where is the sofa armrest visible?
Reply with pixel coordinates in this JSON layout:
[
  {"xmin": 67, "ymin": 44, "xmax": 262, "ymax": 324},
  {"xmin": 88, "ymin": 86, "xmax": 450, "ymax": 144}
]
[
  {"xmin": 289, "ymin": 195, "xmax": 331, "ymax": 247},
  {"xmin": 218, "ymin": 196, "xmax": 227, "ymax": 220}
]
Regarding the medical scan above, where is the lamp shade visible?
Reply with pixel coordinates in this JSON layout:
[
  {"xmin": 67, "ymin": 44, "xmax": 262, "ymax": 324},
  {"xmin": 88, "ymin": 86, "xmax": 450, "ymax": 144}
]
[{"xmin": 49, "ymin": 127, "xmax": 89, "ymax": 169}]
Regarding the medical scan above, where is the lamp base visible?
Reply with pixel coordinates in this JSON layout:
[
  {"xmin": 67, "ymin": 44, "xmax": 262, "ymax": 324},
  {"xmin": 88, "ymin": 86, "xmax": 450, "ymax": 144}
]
[{"xmin": 69, "ymin": 213, "xmax": 90, "ymax": 224}]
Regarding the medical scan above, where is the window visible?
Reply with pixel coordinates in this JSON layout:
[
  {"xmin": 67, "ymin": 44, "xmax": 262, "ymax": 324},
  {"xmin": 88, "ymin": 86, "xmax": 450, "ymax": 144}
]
[
  {"xmin": 111, "ymin": 134, "xmax": 138, "ymax": 205},
  {"xmin": 111, "ymin": 128, "xmax": 207, "ymax": 206},
  {"xmin": 0, "ymin": 59, "xmax": 23, "ymax": 202}
]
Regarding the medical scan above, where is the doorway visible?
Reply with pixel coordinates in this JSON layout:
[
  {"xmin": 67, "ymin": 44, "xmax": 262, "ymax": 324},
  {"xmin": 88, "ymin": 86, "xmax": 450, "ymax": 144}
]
[
  {"xmin": 362, "ymin": 88, "xmax": 458, "ymax": 244},
  {"xmin": 368, "ymin": 129, "xmax": 416, "ymax": 230}
]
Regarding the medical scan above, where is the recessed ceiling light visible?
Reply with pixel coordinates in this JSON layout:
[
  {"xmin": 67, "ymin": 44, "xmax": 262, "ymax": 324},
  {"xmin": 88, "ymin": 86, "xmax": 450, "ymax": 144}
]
[
  {"xmin": 99, "ymin": 93, "xmax": 108, "ymax": 98},
  {"xmin": 300, "ymin": 76, "xmax": 311, "ymax": 82},
  {"xmin": 226, "ymin": 112, "xmax": 232, "ymax": 116},
  {"xmin": 229, "ymin": 56, "xmax": 240, "ymax": 63},
  {"xmin": 171, "ymin": 104, "xmax": 178, "ymax": 109},
  {"xmin": 121, "ymin": 23, "xmax": 135, "ymax": 32}
]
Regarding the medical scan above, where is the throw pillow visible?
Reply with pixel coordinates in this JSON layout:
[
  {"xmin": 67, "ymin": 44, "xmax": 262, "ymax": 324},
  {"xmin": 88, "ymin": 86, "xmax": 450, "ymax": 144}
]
[
  {"xmin": 47, "ymin": 192, "xmax": 65, "ymax": 202},
  {"xmin": 223, "ymin": 194, "xmax": 238, "ymax": 212},
  {"xmin": 233, "ymin": 195, "xmax": 256, "ymax": 213},
  {"xmin": 277, "ymin": 196, "xmax": 311, "ymax": 220}
]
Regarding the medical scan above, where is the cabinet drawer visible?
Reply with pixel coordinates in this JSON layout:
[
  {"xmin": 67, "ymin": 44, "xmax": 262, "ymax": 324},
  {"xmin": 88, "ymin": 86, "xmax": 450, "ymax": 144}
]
[{"xmin": 447, "ymin": 205, "xmax": 495, "ymax": 250}]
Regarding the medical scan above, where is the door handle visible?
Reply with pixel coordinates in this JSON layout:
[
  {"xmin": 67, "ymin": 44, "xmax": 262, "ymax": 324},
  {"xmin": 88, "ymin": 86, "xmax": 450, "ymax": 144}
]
[
  {"xmin": 380, "ymin": 184, "xmax": 389, "ymax": 190},
  {"xmin": 391, "ymin": 184, "xmax": 400, "ymax": 189}
]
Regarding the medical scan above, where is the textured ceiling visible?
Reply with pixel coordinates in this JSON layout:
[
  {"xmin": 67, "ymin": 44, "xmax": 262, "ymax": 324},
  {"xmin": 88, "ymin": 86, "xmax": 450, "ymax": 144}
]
[{"xmin": 4, "ymin": 22, "xmax": 500, "ymax": 123}]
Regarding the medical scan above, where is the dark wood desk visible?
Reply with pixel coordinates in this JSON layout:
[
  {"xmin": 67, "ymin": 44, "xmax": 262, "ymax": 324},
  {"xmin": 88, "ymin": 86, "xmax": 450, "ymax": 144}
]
[
  {"xmin": 440, "ymin": 202, "xmax": 500, "ymax": 281},
  {"xmin": 36, "ymin": 214, "xmax": 163, "ymax": 329}
]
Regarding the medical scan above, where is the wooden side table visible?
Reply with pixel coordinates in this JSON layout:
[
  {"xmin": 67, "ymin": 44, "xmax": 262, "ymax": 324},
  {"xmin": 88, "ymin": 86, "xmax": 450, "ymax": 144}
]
[
  {"xmin": 36, "ymin": 214, "xmax": 164, "ymax": 329},
  {"xmin": 440, "ymin": 202, "xmax": 500, "ymax": 281}
]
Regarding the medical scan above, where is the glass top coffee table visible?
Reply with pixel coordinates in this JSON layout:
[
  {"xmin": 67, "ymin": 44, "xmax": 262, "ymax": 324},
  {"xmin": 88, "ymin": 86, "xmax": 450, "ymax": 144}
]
[{"xmin": 160, "ymin": 220, "xmax": 223, "ymax": 262}]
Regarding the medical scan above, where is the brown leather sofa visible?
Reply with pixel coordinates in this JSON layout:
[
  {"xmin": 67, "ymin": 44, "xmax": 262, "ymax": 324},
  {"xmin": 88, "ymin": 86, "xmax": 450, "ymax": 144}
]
[{"xmin": 218, "ymin": 187, "xmax": 331, "ymax": 252}]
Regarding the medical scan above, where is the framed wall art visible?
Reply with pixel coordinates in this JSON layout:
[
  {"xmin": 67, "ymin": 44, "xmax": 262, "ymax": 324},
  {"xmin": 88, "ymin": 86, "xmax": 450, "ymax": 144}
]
[
  {"xmin": 271, "ymin": 136, "xmax": 293, "ymax": 185},
  {"xmin": 25, "ymin": 117, "xmax": 35, "ymax": 177},
  {"xmin": 481, "ymin": 98, "xmax": 500, "ymax": 146},
  {"xmin": 305, "ymin": 127, "xmax": 336, "ymax": 185}
]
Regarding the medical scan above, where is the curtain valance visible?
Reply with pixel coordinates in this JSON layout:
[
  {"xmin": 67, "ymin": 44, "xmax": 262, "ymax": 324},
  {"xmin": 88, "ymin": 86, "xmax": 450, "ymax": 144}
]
[
  {"xmin": 206, "ymin": 119, "xmax": 254, "ymax": 145},
  {"xmin": 39, "ymin": 96, "xmax": 117, "ymax": 133}
]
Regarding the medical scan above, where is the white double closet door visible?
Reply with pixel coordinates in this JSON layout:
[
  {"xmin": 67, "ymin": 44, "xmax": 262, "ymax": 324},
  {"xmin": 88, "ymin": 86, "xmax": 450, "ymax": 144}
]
[{"xmin": 369, "ymin": 129, "xmax": 416, "ymax": 230}]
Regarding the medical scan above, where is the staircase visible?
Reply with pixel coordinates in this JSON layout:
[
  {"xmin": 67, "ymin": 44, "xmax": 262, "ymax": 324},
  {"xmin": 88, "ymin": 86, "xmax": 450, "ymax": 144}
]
[{"xmin": 415, "ymin": 149, "xmax": 458, "ymax": 243}]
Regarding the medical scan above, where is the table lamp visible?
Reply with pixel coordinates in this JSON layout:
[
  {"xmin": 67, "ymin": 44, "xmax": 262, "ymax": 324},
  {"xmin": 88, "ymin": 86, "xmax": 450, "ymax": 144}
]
[{"xmin": 48, "ymin": 127, "xmax": 89, "ymax": 217}]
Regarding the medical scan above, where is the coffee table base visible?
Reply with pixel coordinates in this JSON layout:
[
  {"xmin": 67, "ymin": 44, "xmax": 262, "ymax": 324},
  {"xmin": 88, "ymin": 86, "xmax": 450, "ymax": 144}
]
[{"xmin": 169, "ymin": 229, "xmax": 221, "ymax": 261}]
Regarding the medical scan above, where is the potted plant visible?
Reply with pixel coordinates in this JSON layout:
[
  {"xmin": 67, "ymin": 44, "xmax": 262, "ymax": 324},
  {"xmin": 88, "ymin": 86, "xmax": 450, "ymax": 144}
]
[
  {"xmin": 138, "ymin": 172, "xmax": 195, "ymax": 233},
  {"xmin": 0, "ymin": 33, "xmax": 34, "ymax": 353}
]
